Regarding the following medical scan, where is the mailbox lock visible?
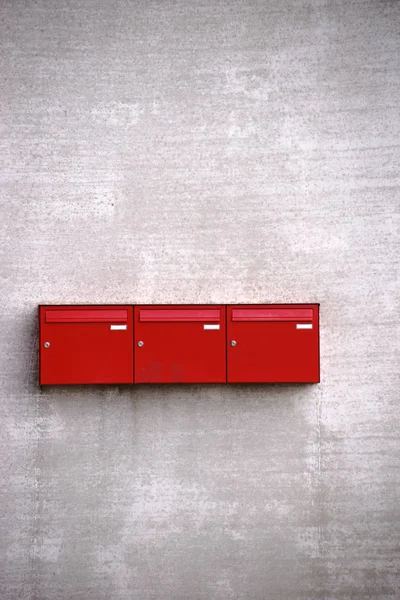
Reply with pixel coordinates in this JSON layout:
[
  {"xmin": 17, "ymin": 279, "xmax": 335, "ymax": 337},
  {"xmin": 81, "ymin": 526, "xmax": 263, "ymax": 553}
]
[
  {"xmin": 44, "ymin": 342, "xmax": 51, "ymax": 349},
  {"xmin": 137, "ymin": 341, "xmax": 144, "ymax": 347},
  {"xmin": 231, "ymin": 340, "xmax": 237, "ymax": 347}
]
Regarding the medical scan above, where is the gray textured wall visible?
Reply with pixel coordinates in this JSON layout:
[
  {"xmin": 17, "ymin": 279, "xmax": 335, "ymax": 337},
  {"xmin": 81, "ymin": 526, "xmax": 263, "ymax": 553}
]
[{"xmin": 1, "ymin": 0, "xmax": 399, "ymax": 598}]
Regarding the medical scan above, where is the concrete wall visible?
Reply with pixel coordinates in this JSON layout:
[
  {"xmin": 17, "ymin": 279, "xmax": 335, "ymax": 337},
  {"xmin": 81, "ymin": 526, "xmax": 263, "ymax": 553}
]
[{"xmin": 1, "ymin": 0, "xmax": 399, "ymax": 598}]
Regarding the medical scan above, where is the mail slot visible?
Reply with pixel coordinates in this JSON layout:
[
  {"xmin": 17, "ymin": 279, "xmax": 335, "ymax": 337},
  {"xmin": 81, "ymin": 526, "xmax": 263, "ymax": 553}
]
[
  {"xmin": 227, "ymin": 304, "xmax": 319, "ymax": 383},
  {"xmin": 39, "ymin": 305, "xmax": 134, "ymax": 384},
  {"xmin": 134, "ymin": 305, "xmax": 226, "ymax": 383}
]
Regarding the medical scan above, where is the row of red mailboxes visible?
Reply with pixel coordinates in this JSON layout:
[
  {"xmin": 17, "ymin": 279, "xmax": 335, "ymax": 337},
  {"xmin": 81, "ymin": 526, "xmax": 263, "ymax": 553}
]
[{"xmin": 39, "ymin": 304, "xmax": 320, "ymax": 385}]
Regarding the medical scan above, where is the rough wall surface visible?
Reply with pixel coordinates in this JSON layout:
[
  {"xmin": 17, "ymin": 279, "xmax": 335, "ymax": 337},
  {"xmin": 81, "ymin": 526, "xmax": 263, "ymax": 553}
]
[{"xmin": 1, "ymin": 0, "xmax": 399, "ymax": 598}]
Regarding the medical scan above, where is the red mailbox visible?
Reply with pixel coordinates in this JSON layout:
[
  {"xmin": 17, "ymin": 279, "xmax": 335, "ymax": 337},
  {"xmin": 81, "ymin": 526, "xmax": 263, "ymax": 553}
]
[
  {"xmin": 134, "ymin": 305, "xmax": 226, "ymax": 383},
  {"xmin": 227, "ymin": 304, "xmax": 319, "ymax": 383},
  {"xmin": 39, "ymin": 305, "xmax": 134, "ymax": 385}
]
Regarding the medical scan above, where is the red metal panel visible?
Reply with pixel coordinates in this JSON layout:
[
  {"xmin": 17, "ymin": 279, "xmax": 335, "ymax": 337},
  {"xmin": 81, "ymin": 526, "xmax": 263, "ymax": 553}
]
[
  {"xmin": 46, "ymin": 309, "xmax": 128, "ymax": 323},
  {"xmin": 227, "ymin": 304, "xmax": 319, "ymax": 383},
  {"xmin": 139, "ymin": 308, "xmax": 220, "ymax": 322},
  {"xmin": 39, "ymin": 305, "xmax": 134, "ymax": 385},
  {"xmin": 231, "ymin": 307, "xmax": 313, "ymax": 322},
  {"xmin": 134, "ymin": 305, "xmax": 226, "ymax": 383}
]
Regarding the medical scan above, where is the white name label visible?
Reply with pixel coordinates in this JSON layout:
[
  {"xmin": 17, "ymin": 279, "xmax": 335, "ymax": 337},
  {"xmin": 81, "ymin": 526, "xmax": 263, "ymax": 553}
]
[
  {"xmin": 203, "ymin": 324, "xmax": 220, "ymax": 330},
  {"xmin": 296, "ymin": 324, "xmax": 313, "ymax": 329},
  {"xmin": 110, "ymin": 325, "xmax": 127, "ymax": 330}
]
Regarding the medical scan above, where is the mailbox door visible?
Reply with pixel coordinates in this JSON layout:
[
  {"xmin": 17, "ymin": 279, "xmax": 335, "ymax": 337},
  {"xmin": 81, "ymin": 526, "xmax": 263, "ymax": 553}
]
[
  {"xmin": 134, "ymin": 305, "xmax": 226, "ymax": 383},
  {"xmin": 39, "ymin": 305, "xmax": 134, "ymax": 384},
  {"xmin": 227, "ymin": 304, "xmax": 319, "ymax": 383}
]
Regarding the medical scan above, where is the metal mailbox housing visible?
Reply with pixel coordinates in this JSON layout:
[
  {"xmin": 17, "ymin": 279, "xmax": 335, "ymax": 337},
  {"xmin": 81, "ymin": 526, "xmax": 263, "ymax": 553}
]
[
  {"xmin": 39, "ymin": 305, "xmax": 134, "ymax": 384},
  {"xmin": 227, "ymin": 304, "xmax": 320, "ymax": 383},
  {"xmin": 134, "ymin": 305, "xmax": 226, "ymax": 383}
]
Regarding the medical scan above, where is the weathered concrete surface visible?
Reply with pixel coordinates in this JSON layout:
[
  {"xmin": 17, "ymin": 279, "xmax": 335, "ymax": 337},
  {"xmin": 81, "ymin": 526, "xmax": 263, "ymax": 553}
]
[{"xmin": 0, "ymin": 0, "xmax": 399, "ymax": 598}]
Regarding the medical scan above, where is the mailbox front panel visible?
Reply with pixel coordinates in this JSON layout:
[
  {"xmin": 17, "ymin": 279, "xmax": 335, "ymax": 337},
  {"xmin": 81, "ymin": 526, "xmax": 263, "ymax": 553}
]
[
  {"xmin": 134, "ymin": 305, "xmax": 226, "ymax": 383},
  {"xmin": 40, "ymin": 305, "xmax": 134, "ymax": 384},
  {"xmin": 227, "ymin": 304, "xmax": 319, "ymax": 383}
]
